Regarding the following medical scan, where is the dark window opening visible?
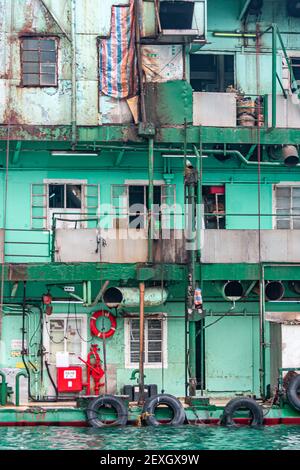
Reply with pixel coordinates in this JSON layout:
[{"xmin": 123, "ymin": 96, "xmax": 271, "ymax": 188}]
[
  {"xmin": 203, "ymin": 186, "xmax": 225, "ymax": 229},
  {"xmin": 159, "ymin": 1, "xmax": 194, "ymax": 30},
  {"xmin": 21, "ymin": 37, "xmax": 57, "ymax": 87},
  {"xmin": 49, "ymin": 184, "xmax": 82, "ymax": 209},
  {"xmin": 291, "ymin": 57, "xmax": 300, "ymax": 83},
  {"xmin": 190, "ymin": 54, "xmax": 235, "ymax": 93},
  {"xmin": 128, "ymin": 185, "xmax": 161, "ymax": 229}
]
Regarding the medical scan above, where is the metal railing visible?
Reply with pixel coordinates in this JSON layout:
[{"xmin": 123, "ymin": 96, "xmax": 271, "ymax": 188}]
[{"xmin": 1, "ymin": 228, "xmax": 51, "ymax": 261}]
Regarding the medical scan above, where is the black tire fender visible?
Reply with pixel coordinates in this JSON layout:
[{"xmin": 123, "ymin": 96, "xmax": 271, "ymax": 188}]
[
  {"xmin": 87, "ymin": 394, "xmax": 128, "ymax": 427},
  {"xmin": 142, "ymin": 393, "xmax": 186, "ymax": 426},
  {"xmin": 220, "ymin": 397, "xmax": 264, "ymax": 427},
  {"xmin": 286, "ymin": 374, "xmax": 300, "ymax": 412}
]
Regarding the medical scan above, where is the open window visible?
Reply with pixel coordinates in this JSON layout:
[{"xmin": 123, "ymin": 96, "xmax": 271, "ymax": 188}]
[
  {"xmin": 112, "ymin": 183, "xmax": 176, "ymax": 230},
  {"xmin": 203, "ymin": 186, "xmax": 225, "ymax": 229},
  {"xmin": 190, "ymin": 54, "xmax": 235, "ymax": 92},
  {"xmin": 159, "ymin": 1, "xmax": 194, "ymax": 29},
  {"xmin": 155, "ymin": 0, "xmax": 206, "ymax": 43},
  {"xmin": 290, "ymin": 57, "xmax": 300, "ymax": 91}
]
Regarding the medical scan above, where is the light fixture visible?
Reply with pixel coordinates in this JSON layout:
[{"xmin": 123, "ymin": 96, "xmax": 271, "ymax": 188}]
[
  {"xmin": 162, "ymin": 154, "xmax": 208, "ymax": 159},
  {"xmin": 51, "ymin": 151, "xmax": 99, "ymax": 157}
]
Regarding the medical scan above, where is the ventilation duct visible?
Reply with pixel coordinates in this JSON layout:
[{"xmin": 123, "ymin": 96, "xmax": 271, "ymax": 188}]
[
  {"xmin": 290, "ymin": 281, "xmax": 300, "ymax": 295},
  {"xmin": 265, "ymin": 281, "xmax": 285, "ymax": 301},
  {"xmin": 219, "ymin": 281, "xmax": 244, "ymax": 301},
  {"xmin": 103, "ymin": 287, "xmax": 168, "ymax": 308},
  {"xmin": 282, "ymin": 145, "xmax": 299, "ymax": 167}
]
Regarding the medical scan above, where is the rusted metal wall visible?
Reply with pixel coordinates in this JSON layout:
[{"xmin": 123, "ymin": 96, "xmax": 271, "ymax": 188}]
[{"xmin": 0, "ymin": 0, "xmax": 196, "ymax": 126}]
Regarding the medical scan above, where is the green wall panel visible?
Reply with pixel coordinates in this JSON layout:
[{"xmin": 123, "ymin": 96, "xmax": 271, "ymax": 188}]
[{"xmin": 226, "ymin": 183, "xmax": 273, "ymax": 229}]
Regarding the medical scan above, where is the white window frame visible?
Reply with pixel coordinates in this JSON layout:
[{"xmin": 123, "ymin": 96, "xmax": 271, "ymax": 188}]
[
  {"xmin": 124, "ymin": 314, "xmax": 168, "ymax": 369},
  {"xmin": 43, "ymin": 313, "xmax": 88, "ymax": 366},
  {"xmin": 44, "ymin": 178, "xmax": 87, "ymax": 229},
  {"xmin": 273, "ymin": 182, "xmax": 300, "ymax": 229},
  {"xmin": 112, "ymin": 181, "xmax": 176, "ymax": 229}
]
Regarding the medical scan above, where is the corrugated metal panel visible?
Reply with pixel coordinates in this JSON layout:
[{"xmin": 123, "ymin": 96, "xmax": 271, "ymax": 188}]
[
  {"xmin": 55, "ymin": 228, "xmax": 148, "ymax": 263},
  {"xmin": 202, "ymin": 229, "xmax": 300, "ymax": 263},
  {"xmin": 76, "ymin": 0, "xmax": 125, "ymax": 35},
  {"xmin": 267, "ymin": 94, "xmax": 300, "ymax": 128},
  {"xmin": 193, "ymin": 92, "xmax": 237, "ymax": 127},
  {"xmin": 145, "ymin": 80, "xmax": 193, "ymax": 125},
  {"xmin": 100, "ymin": 95, "xmax": 134, "ymax": 124}
]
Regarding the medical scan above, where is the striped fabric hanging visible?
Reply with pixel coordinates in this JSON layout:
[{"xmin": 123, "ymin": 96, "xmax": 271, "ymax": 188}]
[{"xmin": 99, "ymin": 0, "xmax": 139, "ymax": 99}]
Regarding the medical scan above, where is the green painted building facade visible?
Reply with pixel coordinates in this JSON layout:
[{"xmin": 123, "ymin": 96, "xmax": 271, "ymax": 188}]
[{"xmin": 1, "ymin": 0, "xmax": 300, "ymax": 404}]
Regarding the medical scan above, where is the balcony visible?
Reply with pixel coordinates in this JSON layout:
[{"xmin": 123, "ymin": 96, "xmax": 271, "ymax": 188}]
[{"xmin": 53, "ymin": 228, "xmax": 300, "ymax": 264}]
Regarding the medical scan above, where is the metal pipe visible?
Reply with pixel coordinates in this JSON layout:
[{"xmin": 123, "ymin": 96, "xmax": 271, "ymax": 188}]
[
  {"xmin": 71, "ymin": 0, "xmax": 77, "ymax": 148},
  {"xmin": 0, "ymin": 371, "xmax": 7, "ymax": 405},
  {"xmin": 202, "ymin": 149, "xmax": 300, "ymax": 167},
  {"xmin": 134, "ymin": 0, "xmax": 146, "ymax": 123},
  {"xmin": 148, "ymin": 137, "xmax": 154, "ymax": 263},
  {"xmin": 193, "ymin": 144, "xmax": 202, "ymax": 261},
  {"xmin": 238, "ymin": 0, "xmax": 252, "ymax": 21},
  {"xmin": 272, "ymin": 24, "xmax": 277, "ymax": 128},
  {"xmin": 259, "ymin": 266, "xmax": 266, "ymax": 398},
  {"xmin": 92, "ymin": 280, "xmax": 109, "ymax": 307},
  {"xmin": 15, "ymin": 372, "xmax": 28, "ymax": 406},
  {"xmin": 103, "ymin": 287, "xmax": 168, "ymax": 308},
  {"xmin": 138, "ymin": 282, "xmax": 145, "ymax": 404}
]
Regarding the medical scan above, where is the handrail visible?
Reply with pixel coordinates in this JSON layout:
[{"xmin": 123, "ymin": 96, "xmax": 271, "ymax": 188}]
[
  {"xmin": 1, "ymin": 228, "xmax": 51, "ymax": 259},
  {"xmin": 260, "ymin": 24, "xmax": 300, "ymax": 127},
  {"xmin": 15, "ymin": 372, "xmax": 28, "ymax": 406},
  {"xmin": 0, "ymin": 371, "xmax": 7, "ymax": 406}
]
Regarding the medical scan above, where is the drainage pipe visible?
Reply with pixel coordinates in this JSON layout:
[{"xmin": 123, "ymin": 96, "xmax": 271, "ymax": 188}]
[
  {"xmin": 138, "ymin": 282, "xmax": 145, "ymax": 404},
  {"xmin": 148, "ymin": 137, "xmax": 154, "ymax": 263},
  {"xmin": 71, "ymin": 0, "xmax": 77, "ymax": 148},
  {"xmin": 15, "ymin": 372, "xmax": 28, "ymax": 406},
  {"xmin": 202, "ymin": 149, "xmax": 300, "ymax": 167},
  {"xmin": 103, "ymin": 287, "xmax": 168, "ymax": 308},
  {"xmin": 0, "ymin": 371, "xmax": 7, "ymax": 405}
]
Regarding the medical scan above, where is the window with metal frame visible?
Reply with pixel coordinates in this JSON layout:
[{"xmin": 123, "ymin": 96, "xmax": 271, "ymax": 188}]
[
  {"xmin": 111, "ymin": 184, "xmax": 176, "ymax": 229},
  {"xmin": 126, "ymin": 317, "xmax": 167, "ymax": 367},
  {"xmin": 21, "ymin": 37, "xmax": 58, "ymax": 87},
  {"xmin": 31, "ymin": 182, "xmax": 100, "ymax": 229},
  {"xmin": 190, "ymin": 54, "xmax": 235, "ymax": 92},
  {"xmin": 275, "ymin": 185, "xmax": 300, "ymax": 229},
  {"xmin": 291, "ymin": 57, "xmax": 300, "ymax": 82}
]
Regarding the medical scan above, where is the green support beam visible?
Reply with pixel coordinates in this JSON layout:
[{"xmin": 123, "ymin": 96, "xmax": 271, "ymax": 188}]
[
  {"xmin": 2, "ymin": 126, "xmax": 300, "ymax": 146},
  {"xmin": 3, "ymin": 262, "xmax": 300, "ymax": 283}
]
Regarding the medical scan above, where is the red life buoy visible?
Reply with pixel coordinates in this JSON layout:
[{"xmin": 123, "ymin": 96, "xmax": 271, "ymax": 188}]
[{"xmin": 90, "ymin": 310, "xmax": 117, "ymax": 339}]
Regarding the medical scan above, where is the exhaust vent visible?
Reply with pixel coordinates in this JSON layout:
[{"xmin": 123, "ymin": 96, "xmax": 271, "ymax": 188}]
[
  {"xmin": 223, "ymin": 281, "xmax": 244, "ymax": 301},
  {"xmin": 265, "ymin": 281, "xmax": 285, "ymax": 301}
]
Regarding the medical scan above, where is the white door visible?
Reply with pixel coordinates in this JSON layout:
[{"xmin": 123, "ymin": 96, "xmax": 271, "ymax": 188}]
[{"xmin": 43, "ymin": 314, "xmax": 87, "ymax": 395}]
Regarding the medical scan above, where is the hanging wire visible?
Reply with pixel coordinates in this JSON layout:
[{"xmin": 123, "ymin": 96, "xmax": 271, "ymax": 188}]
[
  {"xmin": 74, "ymin": 302, "xmax": 93, "ymax": 343},
  {"xmin": 0, "ymin": 2, "xmax": 13, "ymax": 321}
]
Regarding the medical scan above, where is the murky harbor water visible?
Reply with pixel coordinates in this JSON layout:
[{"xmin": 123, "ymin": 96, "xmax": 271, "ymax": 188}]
[{"xmin": 0, "ymin": 425, "xmax": 299, "ymax": 450}]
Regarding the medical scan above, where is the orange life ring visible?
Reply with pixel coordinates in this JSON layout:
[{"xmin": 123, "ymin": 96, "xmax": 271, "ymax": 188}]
[{"xmin": 90, "ymin": 310, "xmax": 117, "ymax": 339}]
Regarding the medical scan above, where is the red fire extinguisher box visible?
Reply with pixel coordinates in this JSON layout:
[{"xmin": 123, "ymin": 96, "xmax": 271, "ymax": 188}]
[{"xmin": 57, "ymin": 367, "xmax": 83, "ymax": 393}]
